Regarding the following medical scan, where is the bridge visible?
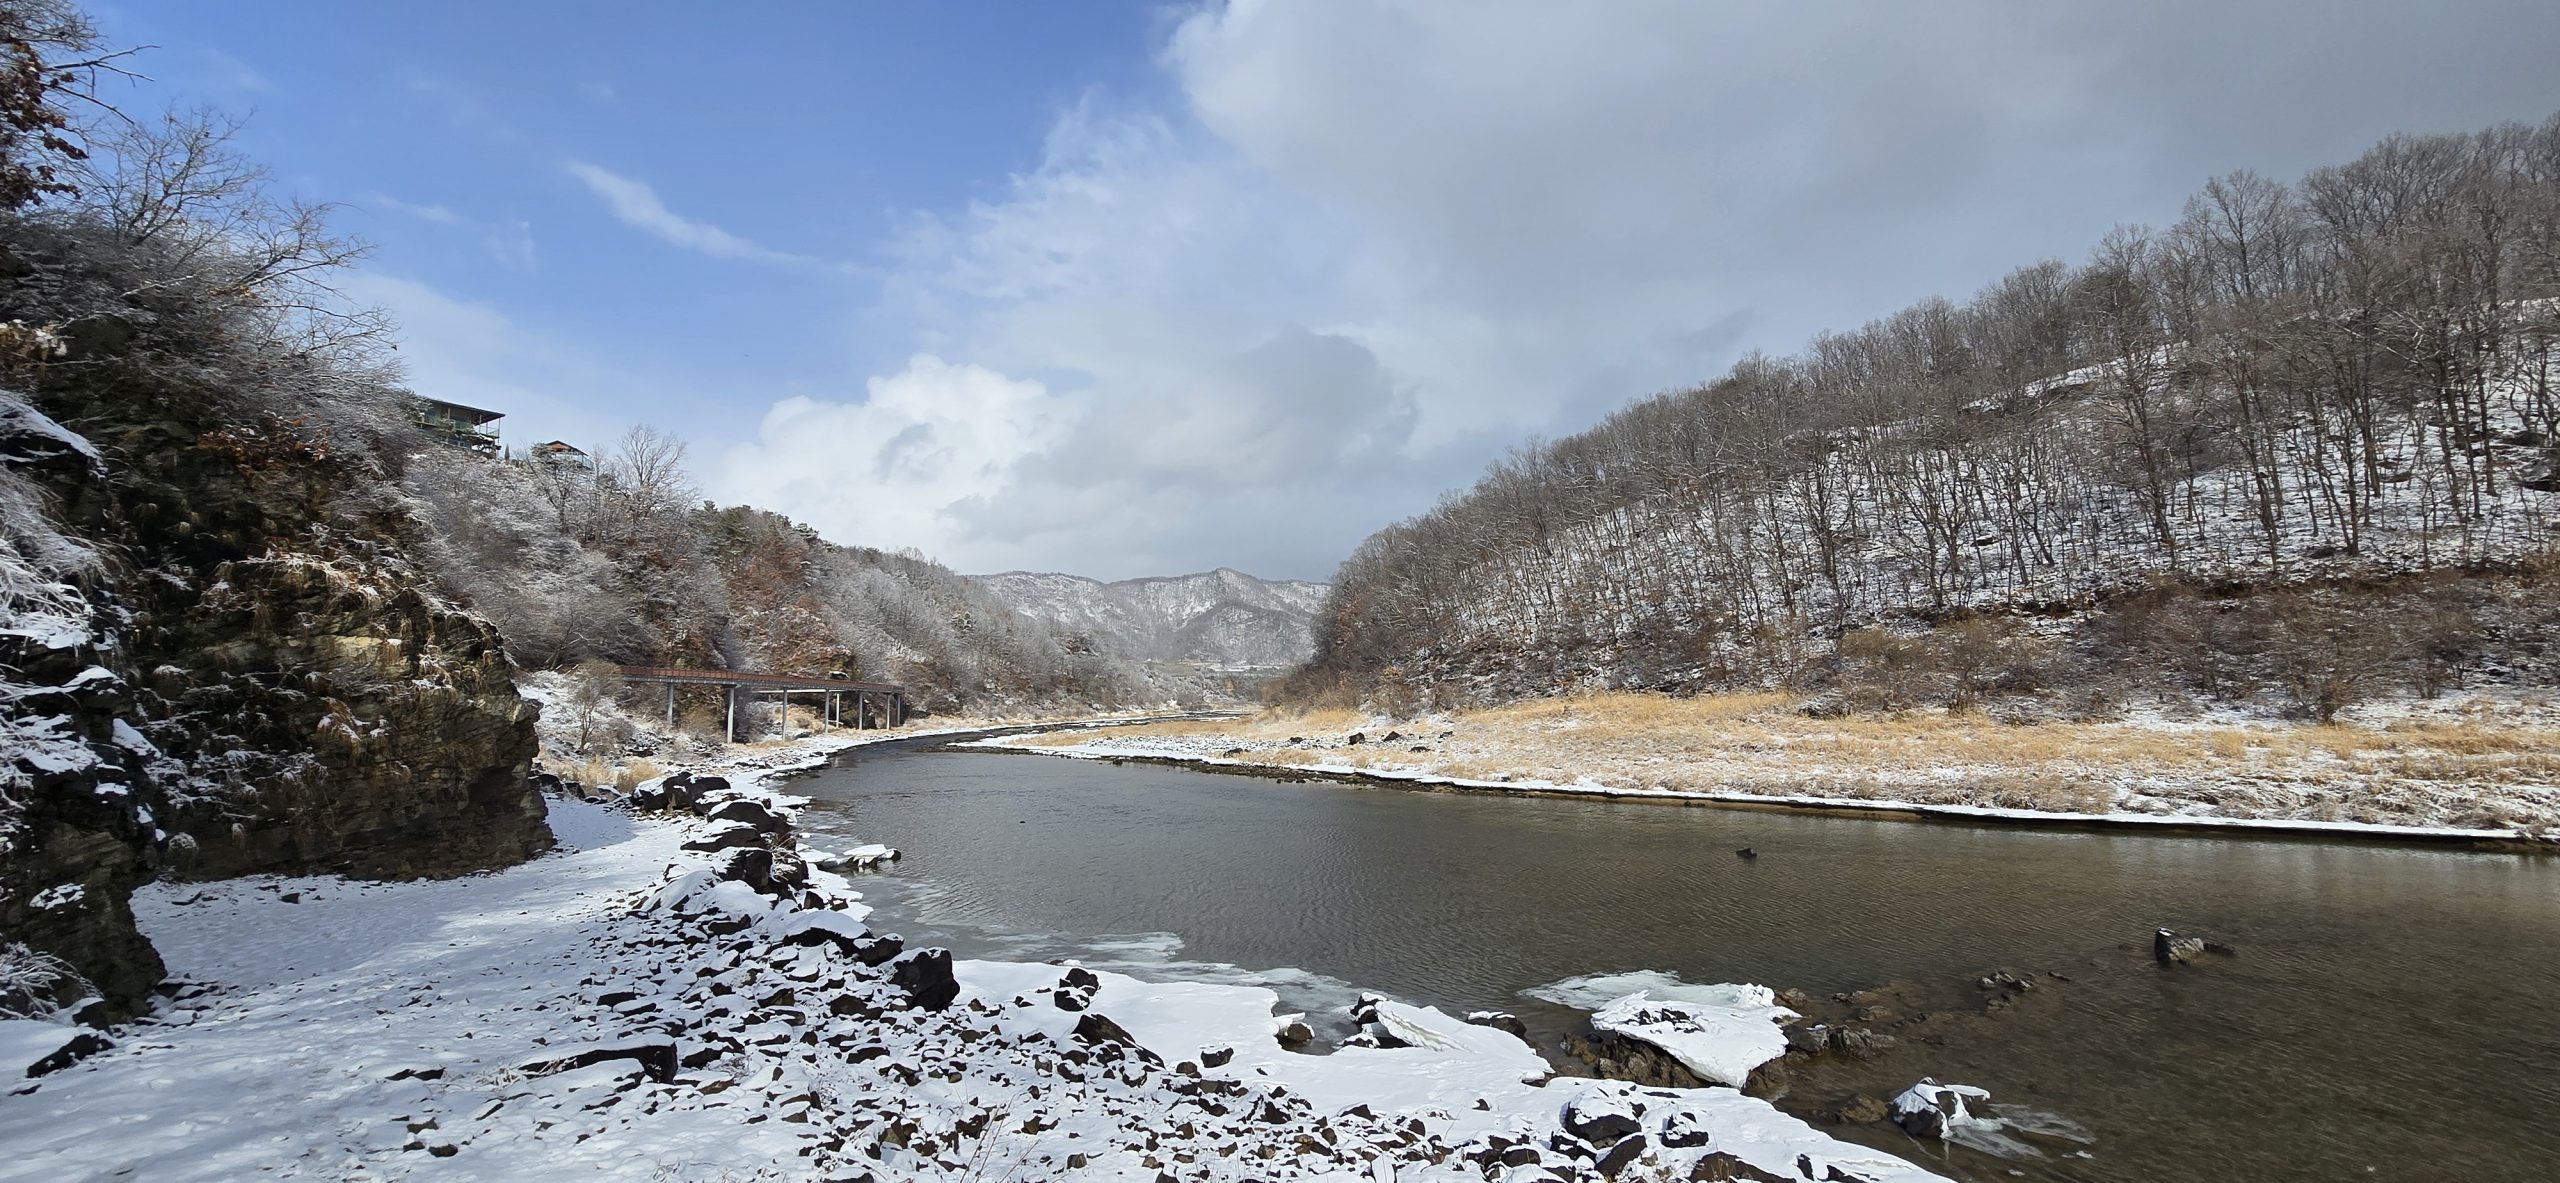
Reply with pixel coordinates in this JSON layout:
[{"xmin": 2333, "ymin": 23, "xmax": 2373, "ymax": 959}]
[{"xmin": 613, "ymin": 665, "xmax": 907, "ymax": 743}]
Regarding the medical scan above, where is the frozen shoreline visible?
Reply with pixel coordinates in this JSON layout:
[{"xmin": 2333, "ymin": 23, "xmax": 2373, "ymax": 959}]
[
  {"xmin": 964, "ymin": 731, "xmax": 2558, "ymax": 850},
  {"xmin": 0, "ymin": 722, "xmax": 1948, "ymax": 1181}
]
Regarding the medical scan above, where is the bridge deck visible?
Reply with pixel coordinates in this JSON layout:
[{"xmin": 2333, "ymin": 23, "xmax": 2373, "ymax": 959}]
[
  {"xmin": 613, "ymin": 665, "xmax": 900, "ymax": 694},
  {"xmin": 609, "ymin": 665, "xmax": 906, "ymax": 739}
]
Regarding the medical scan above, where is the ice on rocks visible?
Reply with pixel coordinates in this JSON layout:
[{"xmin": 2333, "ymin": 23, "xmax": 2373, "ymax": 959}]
[{"xmin": 1585, "ymin": 982, "xmax": 1798, "ymax": 1087}]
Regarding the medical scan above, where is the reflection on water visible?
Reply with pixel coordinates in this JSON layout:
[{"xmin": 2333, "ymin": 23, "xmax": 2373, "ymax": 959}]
[{"xmin": 792, "ymin": 744, "xmax": 2560, "ymax": 1183}]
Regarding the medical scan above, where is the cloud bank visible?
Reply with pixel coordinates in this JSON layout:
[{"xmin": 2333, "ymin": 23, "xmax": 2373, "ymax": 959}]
[{"xmin": 713, "ymin": 0, "xmax": 2560, "ymax": 581}]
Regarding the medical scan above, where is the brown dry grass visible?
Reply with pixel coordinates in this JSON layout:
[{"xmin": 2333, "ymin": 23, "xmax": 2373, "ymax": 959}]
[{"xmin": 1031, "ymin": 690, "xmax": 2560, "ymax": 823}]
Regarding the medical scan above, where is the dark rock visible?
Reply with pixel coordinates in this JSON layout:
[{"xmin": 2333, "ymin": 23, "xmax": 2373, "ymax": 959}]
[
  {"xmin": 1059, "ymin": 966, "xmax": 1099, "ymax": 992},
  {"xmin": 889, "ymin": 949, "xmax": 958, "ymax": 1011},
  {"xmin": 1689, "ymin": 1151, "xmax": 1791, "ymax": 1182},
  {"xmin": 2154, "ymin": 928, "xmax": 2208, "ymax": 965},
  {"xmin": 712, "ymin": 847, "xmax": 778, "ymax": 894},
  {"xmin": 1785, "ymin": 1024, "xmax": 1830, "ymax": 1055},
  {"xmin": 1464, "ymin": 1011, "xmax": 1529, "ymax": 1040},
  {"xmin": 702, "ymin": 798, "xmax": 789, "ymax": 836},
  {"xmin": 849, "ymin": 933, "xmax": 904, "ymax": 966},
  {"xmin": 1561, "ymin": 1093, "xmax": 1644, "ymax": 1146},
  {"xmin": 1072, "ymin": 1013, "xmax": 1139, "ymax": 1049},
  {"xmin": 1199, "ymin": 1044, "xmax": 1233, "ymax": 1068},
  {"xmin": 1827, "ymin": 1028, "xmax": 1896, "ymax": 1059},
  {"xmin": 680, "ymin": 823, "xmax": 767, "ymax": 854},
  {"xmin": 25, "ymin": 1032, "xmax": 113, "ymax": 1077},
  {"xmin": 1594, "ymin": 1134, "xmax": 1647, "ymax": 1177},
  {"xmin": 519, "ymin": 1041, "xmax": 677, "ymax": 1085},
  {"xmin": 1658, "ymin": 1109, "xmax": 1714, "ymax": 1148},
  {"xmin": 1276, "ymin": 1020, "xmax": 1315, "ymax": 1048}
]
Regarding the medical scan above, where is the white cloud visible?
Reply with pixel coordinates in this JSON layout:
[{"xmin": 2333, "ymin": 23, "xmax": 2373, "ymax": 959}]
[
  {"xmin": 562, "ymin": 160, "xmax": 801, "ymax": 264},
  {"xmin": 719, "ymin": 0, "xmax": 2560, "ymax": 580},
  {"xmin": 714, "ymin": 356, "xmax": 1079, "ymax": 570}
]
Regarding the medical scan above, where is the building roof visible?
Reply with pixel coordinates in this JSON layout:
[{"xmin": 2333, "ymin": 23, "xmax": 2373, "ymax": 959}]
[{"xmin": 417, "ymin": 397, "xmax": 504, "ymax": 425}]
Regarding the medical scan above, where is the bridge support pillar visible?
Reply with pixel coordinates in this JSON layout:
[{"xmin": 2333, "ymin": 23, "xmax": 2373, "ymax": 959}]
[
  {"xmin": 725, "ymin": 683, "xmax": 738, "ymax": 743},
  {"xmin": 665, "ymin": 683, "xmax": 676, "ymax": 729}
]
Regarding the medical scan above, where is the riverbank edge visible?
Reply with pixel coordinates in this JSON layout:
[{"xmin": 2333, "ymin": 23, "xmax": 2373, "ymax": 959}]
[
  {"xmin": 963, "ymin": 734, "xmax": 2560, "ymax": 854},
  {"xmin": 613, "ymin": 715, "xmax": 1957, "ymax": 1180}
]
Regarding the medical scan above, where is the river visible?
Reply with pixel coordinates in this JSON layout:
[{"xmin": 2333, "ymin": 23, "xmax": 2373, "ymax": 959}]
[{"xmin": 789, "ymin": 739, "xmax": 2560, "ymax": 1182}]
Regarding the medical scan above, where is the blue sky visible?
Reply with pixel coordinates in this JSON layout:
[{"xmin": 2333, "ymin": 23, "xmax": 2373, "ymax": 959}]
[
  {"xmin": 88, "ymin": 1, "xmax": 1168, "ymax": 444},
  {"xmin": 80, "ymin": 1, "xmax": 2560, "ymax": 581}
]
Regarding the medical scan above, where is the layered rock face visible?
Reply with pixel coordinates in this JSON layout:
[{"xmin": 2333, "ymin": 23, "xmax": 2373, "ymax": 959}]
[{"xmin": 143, "ymin": 552, "xmax": 549, "ymax": 880}]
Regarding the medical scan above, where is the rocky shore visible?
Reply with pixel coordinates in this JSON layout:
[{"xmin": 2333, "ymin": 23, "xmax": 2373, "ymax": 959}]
[{"xmin": 0, "ymin": 730, "xmax": 1951, "ymax": 1182}]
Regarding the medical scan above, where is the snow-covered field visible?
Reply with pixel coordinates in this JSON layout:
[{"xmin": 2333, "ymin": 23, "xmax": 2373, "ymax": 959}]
[
  {"xmin": 985, "ymin": 693, "xmax": 2560, "ymax": 840},
  {"xmin": 0, "ymin": 729, "xmax": 1949, "ymax": 1182}
]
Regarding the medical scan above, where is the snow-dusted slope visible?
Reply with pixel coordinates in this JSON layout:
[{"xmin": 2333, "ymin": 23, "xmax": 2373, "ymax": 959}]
[{"xmin": 974, "ymin": 568, "xmax": 1329, "ymax": 668}]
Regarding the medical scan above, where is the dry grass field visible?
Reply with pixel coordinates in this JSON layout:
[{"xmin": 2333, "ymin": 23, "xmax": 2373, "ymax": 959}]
[{"xmin": 1017, "ymin": 691, "xmax": 2560, "ymax": 831}]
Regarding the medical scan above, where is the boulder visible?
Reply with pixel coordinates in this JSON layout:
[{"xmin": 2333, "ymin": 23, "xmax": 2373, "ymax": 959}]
[
  {"xmin": 1465, "ymin": 1010, "xmax": 1530, "ymax": 1040},
  {"xmin": 1689, "ymin": 1152, "xmax": 1791, "ymax": 1182},
  {"xmin": 850, "ymin": 933, "xmax": 906, "ymax": 967},
  {"xmin": 1594, "ymin": 1133, "xmax": 1648, "ymax": 1178},
  {"xmin": 888, "ymin": 949, "xmax": 958, "ymax": 1011},
  {"xmin": 2154, "ymin": 928, "xmax": 2208, "ymax": 965},
  {"xmin": 1827, "ymin": 1027, "xmax": 1896, "ymax": 1059},
  {"xmin": 1658, "ymin": 1109, "xmax": 1714, "ymax": 1148},
  {"xmin": 1561, "ymin": 1092, "xmax": 1644, "ymax": 1146},
  {"xmin": 702, "ymin": 798, "xmax": 789, "ymax": 837},
  {"xmin": 1072, "ymin": 1012, "xmax": 1139, "ymax": 1049},
  {"xmin": 680, "ymin": 821, "xmax": 766, "ymax": 854},
  {"xmin": 25, "ymin": 1031, "xmax": 113, "ymax": 1078},
  {"xmin": 1890, "ymin": 1078, "xmax": 1990, "ymax": 1140},
  {"xmin": 520, "ymin": 1041, "xmax": 677, "ymax": 1085},
  {"xmin": 712, "ymin": 847, "xmax": 805, "ymax": 897}
]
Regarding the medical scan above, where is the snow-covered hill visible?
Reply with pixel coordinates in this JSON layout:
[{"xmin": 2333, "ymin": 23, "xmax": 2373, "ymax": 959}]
[{"xmin": 972, "ymin": 568, "xmax": 1329, "ymax": 669}]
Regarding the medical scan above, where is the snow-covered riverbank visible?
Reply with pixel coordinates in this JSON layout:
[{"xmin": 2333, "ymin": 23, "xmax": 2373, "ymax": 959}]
[
  {"xmin": 0, "ymin": 727, "xmax": 1948, "ymax": 1182},
  {"xmin": 977, "ymin": 696, "xmax": 2560, "ymax": 847}
]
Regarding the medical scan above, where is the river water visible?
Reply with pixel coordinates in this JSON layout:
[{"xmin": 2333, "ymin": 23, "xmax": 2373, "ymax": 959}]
[{"xmin": 789, "ymin": 741, "xmax": 2560, "ymax": 1182}]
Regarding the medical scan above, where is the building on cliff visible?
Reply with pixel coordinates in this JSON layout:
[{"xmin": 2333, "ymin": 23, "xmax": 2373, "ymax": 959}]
[{"xmin": 414, "ymin": 397, "xmax": 503, "ymax": 456}]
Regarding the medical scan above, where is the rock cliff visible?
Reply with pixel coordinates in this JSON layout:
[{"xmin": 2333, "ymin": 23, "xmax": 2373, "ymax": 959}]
[{"xmin": 1, "ymin": 219, "xmax": 547, "ymax": 1015}]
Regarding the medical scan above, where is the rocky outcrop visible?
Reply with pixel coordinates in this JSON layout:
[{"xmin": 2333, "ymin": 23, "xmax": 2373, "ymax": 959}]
[
  {"xmin": 2, "ymin": 220, "xmax": 550, "ymax": 1012},
  {"xmin": 143, "ymin": 552, "xmax": 548, "ymax": 879},
  {"xmin": 1, "ymin": 389, "xmax": 165, "ymax": 1016}
]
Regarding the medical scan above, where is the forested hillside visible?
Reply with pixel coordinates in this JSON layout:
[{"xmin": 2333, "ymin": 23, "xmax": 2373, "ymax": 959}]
[
  {"xmin": 974, "ymin": 567, "xmax": 1330, "ymax": 670},
  {"xmin": 403, "ymin": 436, "xmax": 1188, "ymax": 721},
  {"xmin": 1293, "ymin": 116, "xmax": 2560, "ymax": 719}
]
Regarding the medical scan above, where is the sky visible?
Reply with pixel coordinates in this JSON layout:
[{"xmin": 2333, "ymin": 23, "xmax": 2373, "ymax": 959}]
[{"xmin": 84, "ymin": 0, "xmax": 2560, "ymax": 582}]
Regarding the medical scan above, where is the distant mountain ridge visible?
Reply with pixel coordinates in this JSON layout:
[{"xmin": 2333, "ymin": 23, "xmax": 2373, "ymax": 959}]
[{"xmin": 972, "ymin": 568, "xmax": 1330, "ymax": 669}]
